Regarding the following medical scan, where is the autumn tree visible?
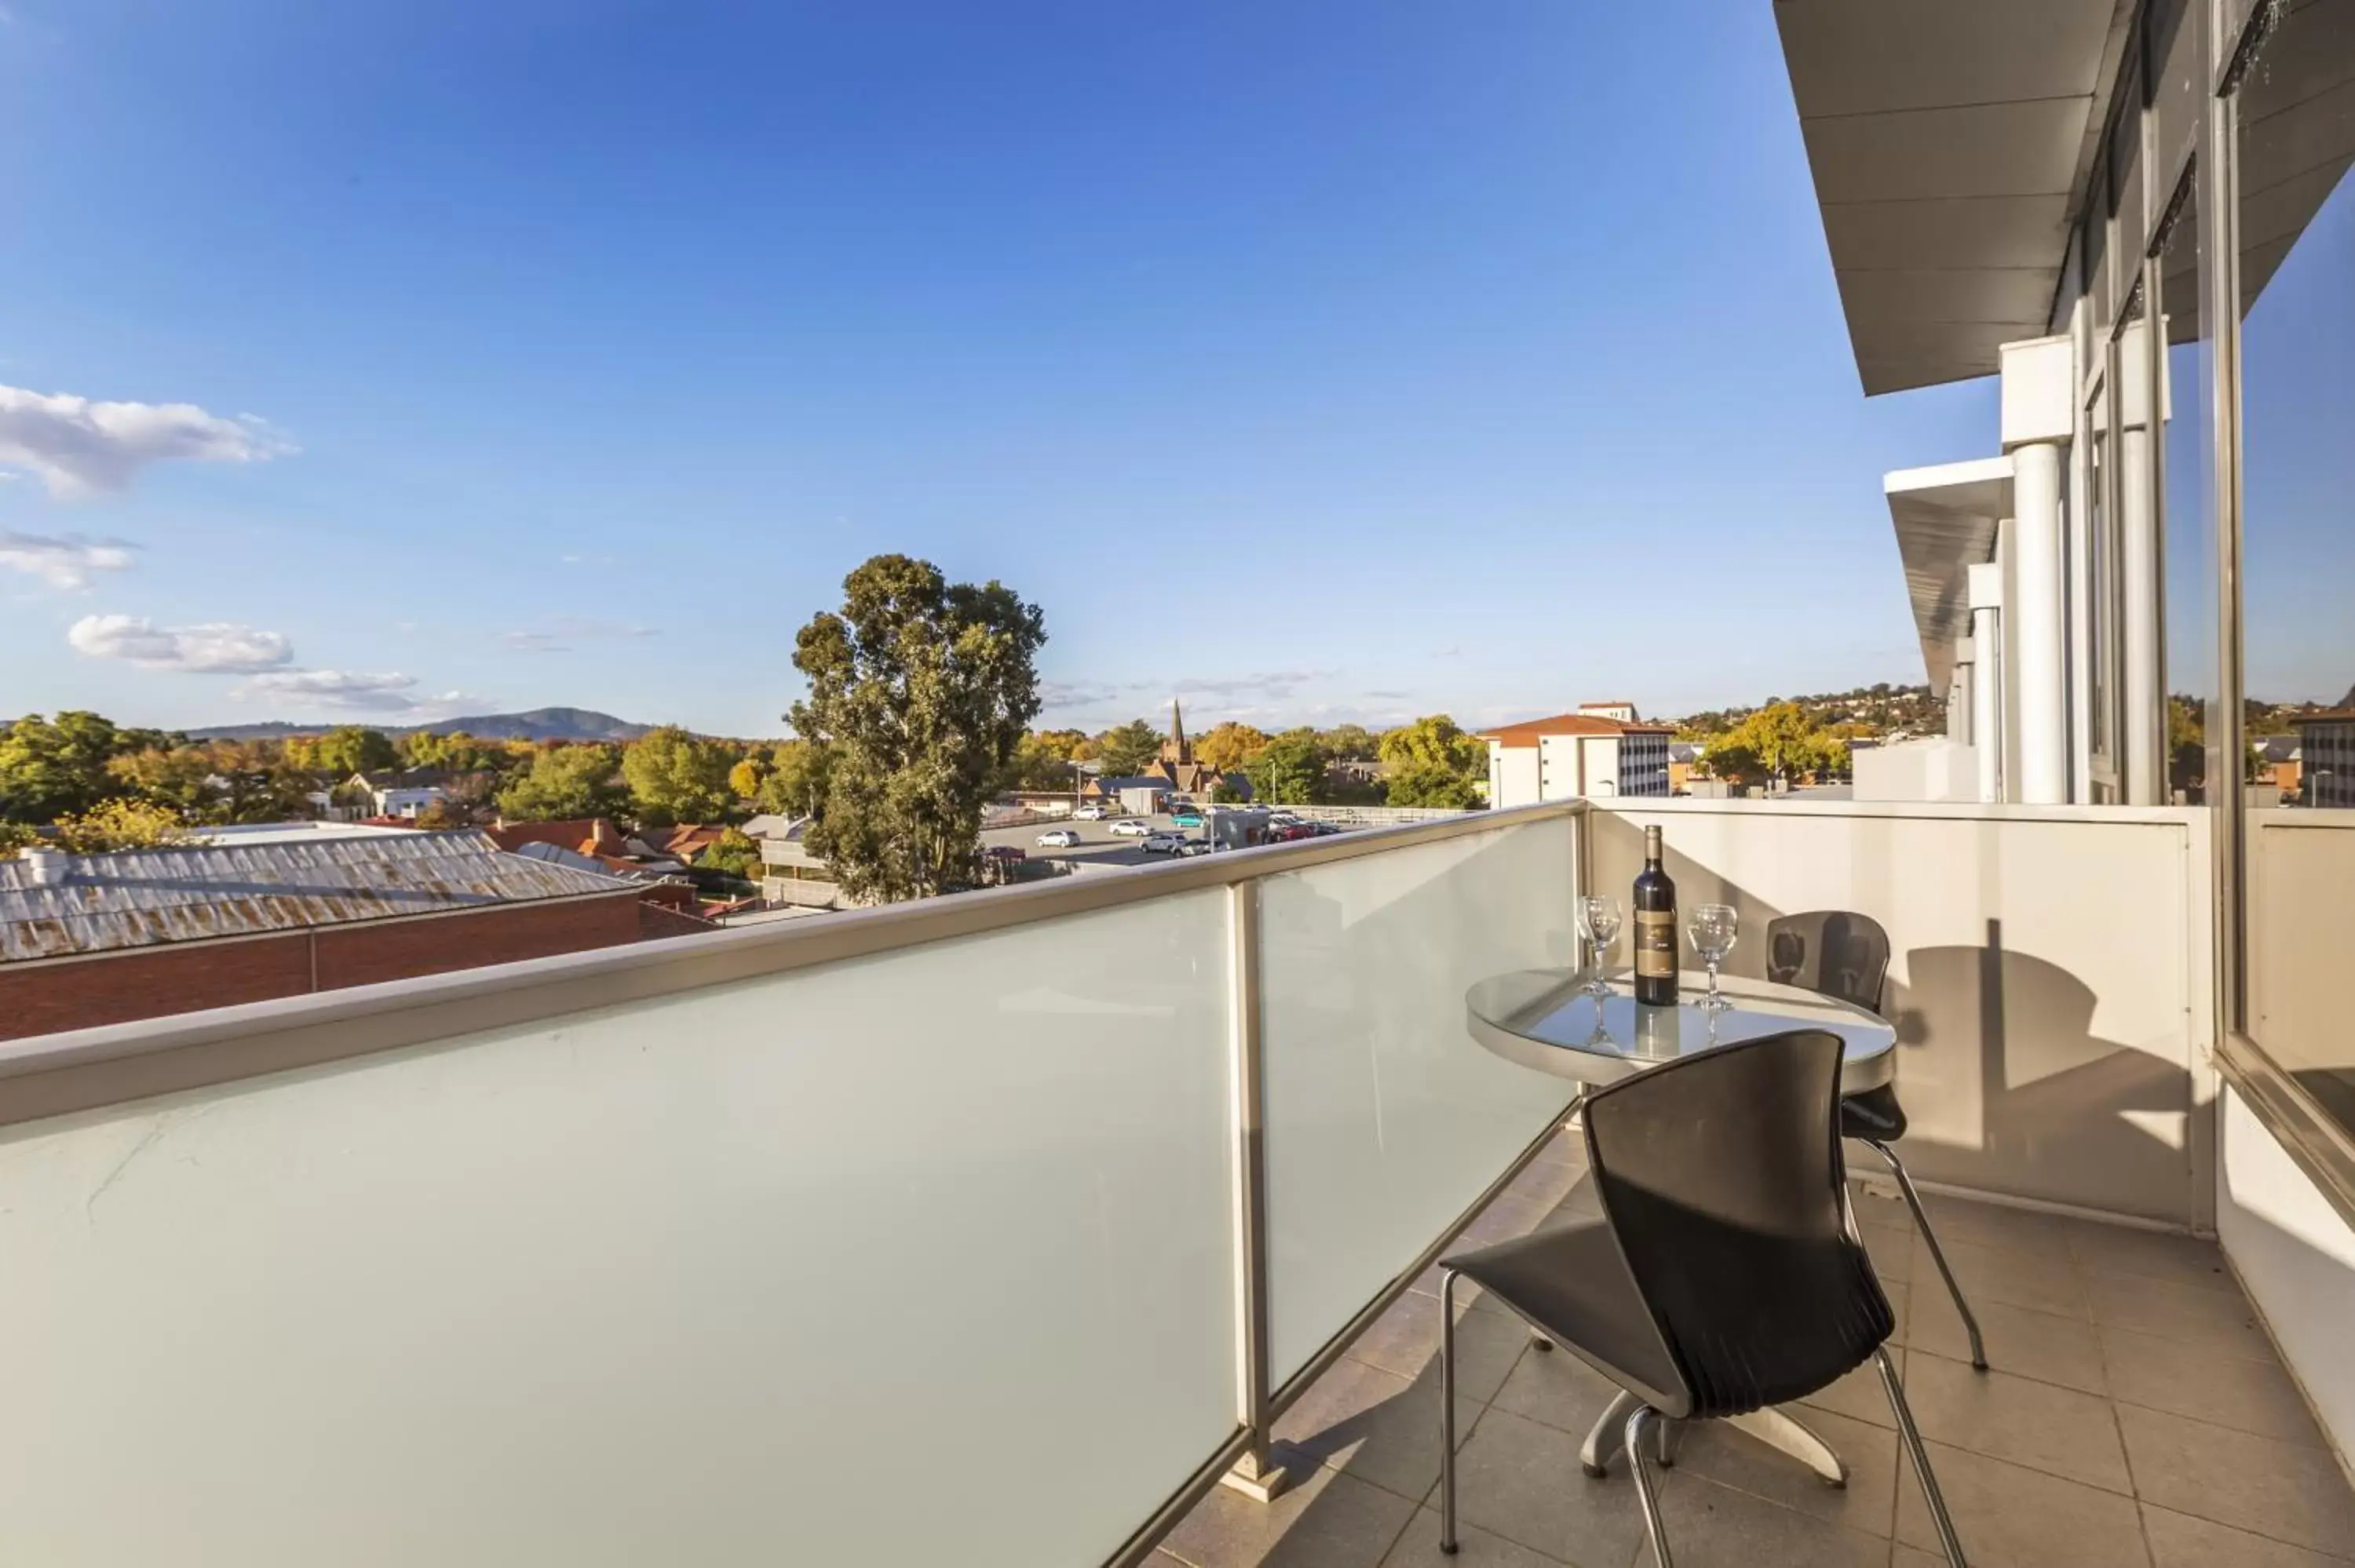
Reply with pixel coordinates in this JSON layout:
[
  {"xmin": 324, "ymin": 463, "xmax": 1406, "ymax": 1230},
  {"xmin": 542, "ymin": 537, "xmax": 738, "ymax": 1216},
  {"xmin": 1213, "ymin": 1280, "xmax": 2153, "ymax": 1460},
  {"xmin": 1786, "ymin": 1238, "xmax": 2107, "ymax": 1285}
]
[
  {"xmin": 755, "ymin": 739, "xmax": 834, "ymax": 820},
  {"xmin": 49, "ymin": 798, "xmax": 197, "ymax": 853},
  {"xmin": 728, "ymin": 756, "xmax": 769, "ymax": 800},
  {"xmin": 698, "ymin": 826, "xmax": 765, "ymax": 880},
  {"xmin": 1246, "ymin": 730, "xmax": 1328, "ymax": 804},
  {"xmin": 1196, "ymin": 721, "xmax": 1270, "ymax": 774},
  {"xmin": 622, "ymin": 725, "xmax": 737, "ymax": 825},
  {"xmin": 310, "ymin": 726, "xmax": 398, "ymax": 777},
  {"xmin": 1319, "ymin": 724, "xmax": 1378, "ymax": 761},
  {"xmin": 789, "ymin": 554, "xmax": 1046, "ymax": 903},
  {"xmin": 1094, "ymin": 719, "xmax": 1163, "ymax": 778},
  {"xmin": 1701, "ymin": 702, "xmax": 1836, "ymax": 787},
  {"xmin": 0, "ymin": 711, "xmax": 174, "ymax": 824},
  {"xmin": 1378, "ymin": 714, "xmax": 1487, "ymax": 809},
  {"xmin": 995, "ymin": 731, "xmax": 1085, "ymax": 793},
  {"xmin": 495, "ymin": 744, "xmax": 628, "ymax": 822},
  {"xmin": 397, "ymin": 730, "xmax": 513, "ymax": 773}
]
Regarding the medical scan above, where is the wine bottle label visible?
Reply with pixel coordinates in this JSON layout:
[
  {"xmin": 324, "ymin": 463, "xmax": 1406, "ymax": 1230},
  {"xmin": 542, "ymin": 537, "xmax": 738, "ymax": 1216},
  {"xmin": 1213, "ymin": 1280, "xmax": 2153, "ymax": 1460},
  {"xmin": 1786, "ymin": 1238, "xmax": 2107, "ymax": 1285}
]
[{"xmin": 1634, "ymin": 910, "xmax": 1677, "ymax": 979}]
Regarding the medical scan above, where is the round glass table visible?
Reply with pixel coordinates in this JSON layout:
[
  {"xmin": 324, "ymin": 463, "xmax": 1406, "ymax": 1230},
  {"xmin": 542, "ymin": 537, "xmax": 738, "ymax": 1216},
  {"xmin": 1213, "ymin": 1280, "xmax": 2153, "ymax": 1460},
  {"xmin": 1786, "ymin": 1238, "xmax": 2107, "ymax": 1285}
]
[
  {"xmin": 1460, "ymin": 965, "xmax": 1895, "ymax": 1488},
  {"xmin": 1465, "ymin": 968, "xmax": 1897, "ymax": 1095}
]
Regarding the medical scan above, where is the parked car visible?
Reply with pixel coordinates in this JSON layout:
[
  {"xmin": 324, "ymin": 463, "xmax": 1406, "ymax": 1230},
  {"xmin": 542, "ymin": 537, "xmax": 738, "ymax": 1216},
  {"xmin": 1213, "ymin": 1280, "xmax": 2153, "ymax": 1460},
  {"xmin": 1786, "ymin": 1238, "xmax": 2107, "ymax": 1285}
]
[
  {"xmin": 1035, "ymin": 828, "xmax": 1082, "ymax": 848},
  {"xmin": 1269, "ymin": 811, "xmax": 1302, "ymax": 826},
  {"xmin": 1072, "ymin": 804, "xmax": 1109, "ymax": 820},
  {"xmin": 1175, "ymin": 837, "xmax": 1214, "ymax": 858},
  {"xmin": 1266, "ymin": 823, "xmax": 1317, "ymax": 843},
  {"xmin": 985, "ymin": 844, "xmax": 1027, "ymax": 862},
  {"xmin": 1141, "ymin": 831, "xmax": 1188, "ymax": 855},
  {"xmin": 1108, "ymin": 819, "xmax": 1152, "ymax": 837},
  {"xmin": 1170, "ymin": 809, "xmax": 1203, "ymax": 827}
]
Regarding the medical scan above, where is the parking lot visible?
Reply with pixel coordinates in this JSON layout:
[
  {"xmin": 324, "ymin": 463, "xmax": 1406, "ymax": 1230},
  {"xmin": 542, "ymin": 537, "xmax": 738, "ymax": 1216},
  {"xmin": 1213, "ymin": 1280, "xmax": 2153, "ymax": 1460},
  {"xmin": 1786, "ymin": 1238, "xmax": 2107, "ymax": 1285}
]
[{"xmin": 980, "ymin": 811, "xmax": 1209, "ymax": 871}]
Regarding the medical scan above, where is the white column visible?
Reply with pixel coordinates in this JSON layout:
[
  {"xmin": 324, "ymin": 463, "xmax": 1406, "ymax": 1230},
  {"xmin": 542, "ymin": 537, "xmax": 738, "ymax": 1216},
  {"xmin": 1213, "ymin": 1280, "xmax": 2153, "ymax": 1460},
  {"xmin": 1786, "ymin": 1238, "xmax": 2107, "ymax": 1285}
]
[
  {"xmin": 1948, "ymin": 655, "xmax": 1973, "ymax": 744},
  {"xmin": 1969, "ymin": 562, "xmax": 2005, "ymax": 804},
  {"xmin": 2011, "ymin": 441, "xmax": 2068, "ymax": 802}
]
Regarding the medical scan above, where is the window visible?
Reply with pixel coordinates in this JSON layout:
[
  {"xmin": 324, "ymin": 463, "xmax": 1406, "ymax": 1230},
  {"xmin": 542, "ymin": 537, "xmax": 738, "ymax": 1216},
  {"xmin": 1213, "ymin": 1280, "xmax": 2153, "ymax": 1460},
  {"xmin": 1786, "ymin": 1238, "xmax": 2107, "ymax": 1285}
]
[
  {"xmin": 2157, "ymin": 175, "xmax": 2212, "ymax": 805},
  {"xmin": 2233, "ymin": 0, "xmax": 2355, "ymax": 1136},
  {"xmin": 2087, "ymin": 380, "xmax": 2117, "ymax": 794}
]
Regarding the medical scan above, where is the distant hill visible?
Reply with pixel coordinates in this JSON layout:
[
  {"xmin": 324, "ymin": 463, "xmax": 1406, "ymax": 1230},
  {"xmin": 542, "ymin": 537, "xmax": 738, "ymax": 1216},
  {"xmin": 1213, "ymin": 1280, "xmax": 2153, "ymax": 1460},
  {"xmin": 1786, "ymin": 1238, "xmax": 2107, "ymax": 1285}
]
[{"xmin": 188, "ymin": 707, "xmax": 655, "ymax": 742}]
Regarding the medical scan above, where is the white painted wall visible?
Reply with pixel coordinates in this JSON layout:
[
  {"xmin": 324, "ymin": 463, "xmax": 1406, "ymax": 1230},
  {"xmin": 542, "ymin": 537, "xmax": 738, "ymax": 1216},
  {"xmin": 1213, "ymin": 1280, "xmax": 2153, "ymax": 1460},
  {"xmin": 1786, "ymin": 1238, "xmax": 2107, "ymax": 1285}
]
[
  {"xmin": 1853, "ymin": 738, "xmax": 1978, "ymax": 803},
  {"xmin": 1488, "ymin": 742, "xmax": 1540, "ymax": 808},
  {"xmin": 1590, "ymin": 799, "xmax": 2211, "ymax": 1223},
  {"xmin": 2218, "ymin": 1086, "xmax": 2355, "ymax": 1467}
]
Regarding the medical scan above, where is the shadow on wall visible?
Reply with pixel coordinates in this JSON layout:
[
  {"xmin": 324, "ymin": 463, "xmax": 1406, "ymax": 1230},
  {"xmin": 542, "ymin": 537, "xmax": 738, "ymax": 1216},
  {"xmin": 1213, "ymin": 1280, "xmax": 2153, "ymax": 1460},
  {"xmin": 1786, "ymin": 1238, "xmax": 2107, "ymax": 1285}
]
[{"xmin": 1586, "ymin": 811, "xmax": 2198, "ymax": 1225}]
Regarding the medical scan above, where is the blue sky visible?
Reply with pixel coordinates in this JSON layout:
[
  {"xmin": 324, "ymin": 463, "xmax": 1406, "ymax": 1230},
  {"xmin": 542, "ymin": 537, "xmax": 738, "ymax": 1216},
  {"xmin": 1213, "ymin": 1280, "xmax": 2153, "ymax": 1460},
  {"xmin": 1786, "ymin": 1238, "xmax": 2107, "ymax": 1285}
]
[{"xmin": 0, "ymin": 0, "xmax": 2002, "ymax": 738}]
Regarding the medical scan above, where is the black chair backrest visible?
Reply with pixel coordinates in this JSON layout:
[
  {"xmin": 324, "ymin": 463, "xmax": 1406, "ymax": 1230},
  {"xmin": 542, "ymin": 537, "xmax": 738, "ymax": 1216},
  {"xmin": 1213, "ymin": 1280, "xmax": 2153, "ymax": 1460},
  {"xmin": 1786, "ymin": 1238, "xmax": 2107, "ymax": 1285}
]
[
  {"xmin": 1766, "ymin": 910, "xmax": 1891, "ymax": 1016},
  {"xmin": 1581, "ymin": 1027, "xmax": 1894, "ymax": 1417}
]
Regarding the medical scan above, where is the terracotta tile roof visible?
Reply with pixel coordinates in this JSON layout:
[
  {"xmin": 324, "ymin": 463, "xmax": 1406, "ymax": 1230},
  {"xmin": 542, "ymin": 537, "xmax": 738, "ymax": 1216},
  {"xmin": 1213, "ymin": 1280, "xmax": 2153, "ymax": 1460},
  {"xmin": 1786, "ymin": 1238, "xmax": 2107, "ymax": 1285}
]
[
  {"xmin": 1478, "ymin": 713, "xmax": 1678, "ymax": 747},
  {"xmin": 485, "ymin": 819, "xmax": 609, "ymax": 855}
]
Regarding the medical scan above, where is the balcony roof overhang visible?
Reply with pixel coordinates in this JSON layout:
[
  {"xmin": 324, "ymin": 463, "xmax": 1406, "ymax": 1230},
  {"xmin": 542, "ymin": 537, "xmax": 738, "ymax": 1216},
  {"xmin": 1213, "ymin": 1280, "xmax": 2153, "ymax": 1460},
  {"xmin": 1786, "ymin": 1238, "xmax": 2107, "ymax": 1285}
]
[
  {"xmin": 1775, "ymin": 0, "xmax": 2135, "ymax": 395},
  {"xmin": 1886, "ymin": 454, "xmax": 2014, "ymax": 695}
]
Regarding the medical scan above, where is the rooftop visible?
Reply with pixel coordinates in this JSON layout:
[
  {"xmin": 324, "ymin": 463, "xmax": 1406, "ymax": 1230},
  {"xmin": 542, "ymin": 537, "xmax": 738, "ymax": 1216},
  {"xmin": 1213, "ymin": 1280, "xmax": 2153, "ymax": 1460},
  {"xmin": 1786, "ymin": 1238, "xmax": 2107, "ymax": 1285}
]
[
  {"xmin": 0, "ymin": 829, "xmax": 637, "ymax": 961},
  {"xmin": 1479, "ymin": 713, "xmax": 1678, "ymax": 746}
]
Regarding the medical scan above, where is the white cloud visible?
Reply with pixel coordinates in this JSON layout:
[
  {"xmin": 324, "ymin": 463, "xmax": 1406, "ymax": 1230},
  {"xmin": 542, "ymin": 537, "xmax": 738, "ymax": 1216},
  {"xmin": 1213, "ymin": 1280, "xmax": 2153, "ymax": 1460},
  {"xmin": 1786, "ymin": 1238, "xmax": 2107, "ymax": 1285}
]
[
  {"xmin": 67, "ymin": 612, "xmax": 293, "ymax": 673},
  {"xmin": 0, "ymin": 384, "xmax": 292, "ymax": 498},
  {"xmin": 233, "ymin": 670, "xmax": 492, "ymax": 717},
  {"xmin": 1172, "ymin": 669, "xmax": 1331, "ymax": 702},
  {"xmin": 0, "ymin": 530, "xmax": 137, "ymax": 590},
  {"xmin": 498, "ymin": 616, "xmax": 659, "ymax": 653}
]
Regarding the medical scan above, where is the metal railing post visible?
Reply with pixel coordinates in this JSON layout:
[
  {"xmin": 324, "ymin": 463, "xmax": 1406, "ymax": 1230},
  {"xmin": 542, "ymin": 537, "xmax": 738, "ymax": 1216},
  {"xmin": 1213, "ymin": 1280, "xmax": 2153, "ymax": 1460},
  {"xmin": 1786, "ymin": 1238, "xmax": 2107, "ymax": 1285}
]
[{"xmin": 1218, "ymin": 876, "xmax": 1294, "ymax": 1501}]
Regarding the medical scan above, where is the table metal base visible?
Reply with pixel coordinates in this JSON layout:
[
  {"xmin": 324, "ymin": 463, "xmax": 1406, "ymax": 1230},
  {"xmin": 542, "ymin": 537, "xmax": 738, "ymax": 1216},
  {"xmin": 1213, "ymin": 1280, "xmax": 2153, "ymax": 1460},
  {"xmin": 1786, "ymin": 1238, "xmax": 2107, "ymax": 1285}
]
[{"xmin": 1579, "ymin": 1391, "xmax": 1847, "ymax": 1488}]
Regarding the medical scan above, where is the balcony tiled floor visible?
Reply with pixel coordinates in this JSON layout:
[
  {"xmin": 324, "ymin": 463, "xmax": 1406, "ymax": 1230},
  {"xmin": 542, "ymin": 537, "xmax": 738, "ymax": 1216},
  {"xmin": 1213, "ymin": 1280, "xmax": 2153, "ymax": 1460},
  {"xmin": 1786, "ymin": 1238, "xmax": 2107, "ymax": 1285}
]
[{"xmin": 1155, "ymin": 1130, "xmax": 2355, "ymax": 1568}]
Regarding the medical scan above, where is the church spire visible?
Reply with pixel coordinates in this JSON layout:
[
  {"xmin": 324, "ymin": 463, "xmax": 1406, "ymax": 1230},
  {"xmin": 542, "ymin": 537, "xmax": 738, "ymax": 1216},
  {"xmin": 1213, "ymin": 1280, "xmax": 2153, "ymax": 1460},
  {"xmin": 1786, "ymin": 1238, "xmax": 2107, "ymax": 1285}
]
[{"xmin": 1170, "ymin": 697, "xmax": 1187, "ymax": 757}]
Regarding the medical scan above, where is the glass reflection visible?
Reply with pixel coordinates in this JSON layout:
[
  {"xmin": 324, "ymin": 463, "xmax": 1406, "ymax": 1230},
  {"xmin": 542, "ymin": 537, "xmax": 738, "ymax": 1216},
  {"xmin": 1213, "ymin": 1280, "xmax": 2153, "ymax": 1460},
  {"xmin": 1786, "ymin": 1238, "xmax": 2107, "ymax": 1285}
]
[{"xmin": 2234, "ymin": 0, "xmax": 2355, "ymax": 1129}]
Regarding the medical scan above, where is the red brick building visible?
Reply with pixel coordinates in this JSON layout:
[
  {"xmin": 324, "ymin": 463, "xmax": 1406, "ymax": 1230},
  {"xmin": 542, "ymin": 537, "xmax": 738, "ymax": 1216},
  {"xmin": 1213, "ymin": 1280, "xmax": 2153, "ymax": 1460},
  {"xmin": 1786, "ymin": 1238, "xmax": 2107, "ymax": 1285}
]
[{"xmin": 0, "ymin": 830, "xmax": 657, "ymax": 1042}]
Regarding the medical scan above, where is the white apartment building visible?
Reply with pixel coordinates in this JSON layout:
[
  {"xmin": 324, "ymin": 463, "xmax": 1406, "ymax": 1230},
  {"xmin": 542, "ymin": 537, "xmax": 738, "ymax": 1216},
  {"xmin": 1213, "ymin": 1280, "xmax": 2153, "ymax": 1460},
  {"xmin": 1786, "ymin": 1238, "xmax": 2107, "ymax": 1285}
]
[{"xmin": 1481, "ymin": 708, "xmax": 1674, "ymax": 807}]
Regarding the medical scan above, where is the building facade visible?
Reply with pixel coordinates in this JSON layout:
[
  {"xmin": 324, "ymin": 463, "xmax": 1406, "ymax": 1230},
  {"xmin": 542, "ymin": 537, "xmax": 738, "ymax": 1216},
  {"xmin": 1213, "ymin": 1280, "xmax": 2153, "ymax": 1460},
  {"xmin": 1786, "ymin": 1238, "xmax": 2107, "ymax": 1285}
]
[{"xmin": 1480, "ymin": 710, "xmax": 1674, "ymax": 807}]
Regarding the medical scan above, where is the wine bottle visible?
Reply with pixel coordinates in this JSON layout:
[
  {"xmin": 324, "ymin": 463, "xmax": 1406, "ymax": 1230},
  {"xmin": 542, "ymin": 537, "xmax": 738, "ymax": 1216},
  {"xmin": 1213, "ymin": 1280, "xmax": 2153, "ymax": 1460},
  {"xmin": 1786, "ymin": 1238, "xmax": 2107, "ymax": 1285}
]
[{"xmin": 1631, "ymin": 824, "xmax": 1678, "ymax": 1006}]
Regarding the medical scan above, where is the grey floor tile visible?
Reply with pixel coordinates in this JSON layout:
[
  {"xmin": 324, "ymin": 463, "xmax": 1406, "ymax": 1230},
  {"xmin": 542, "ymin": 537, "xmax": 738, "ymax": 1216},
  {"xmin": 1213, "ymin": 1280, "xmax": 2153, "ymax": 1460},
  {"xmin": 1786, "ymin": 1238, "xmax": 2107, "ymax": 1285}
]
[
  {"xmin": 1488, "ymin": 1338, "xmax": 1631, "ymax": 1441},
  {"xmin": 1911, "ymin": 1191, "xmax": 2080, "ymax": 1262},
  {"xmin": 1893, "ymin": 1440, "xmax": 2151, "ymax": 1568},
  {"xmin": 1501, "ymin": 1156, "xmax": 1586, "ymax": 1214},
  {"xmin": 1377, "ymin": 1507, "xmax": 1573, "ymax": 1568},
  {"xmin": 2084, "ymin": 1269, "xmax": 2280, "ymax": 1362},
  {"xmin": 2141, "ymin": 1501, "xmax": 2355, "ymax": 1567},
  {"xmin": 1650, "ymin": 1471, "xmax": 1886, "ymax": 1566},
  {"xmin": 1921, "ymin": 1233, "xmax": 2087, "ymax": 1318},
  {"xmin": 1907, "ymin": 1286, "xmax": 2106, "ymax": 1395},
  {"xmin": 2101, "ymin": 1324, "xmax": 2328, "ymax": 1446},
  {"xmin": 1848, "ymin": 1180, "xmax": 1917, "ymax": 1235},
  {"xmin": 1863, "ymin": 1227, "xmax": 1915, "ymax": 1285},
  {"xmin": 2067, "ymin": 1223, "xmax": 2237, "ymax": 1295},
  {"xmin": 1900, "ymin": 1352, "xmax": 2132, "ymax": 1493},
  {"xmin": 1273, "ymin": 1355, "xmax": 1481, "ymax": 1505},
  {"xmin": 1349, "ymin": 1290, "xmax": 1532, "ymax": 1405},
  {"xmin": 1795, "ymin": 1344, "xmax": 1902, "ymax": 1431},
  {"xmin": 2116, "ymin": 1404, "xmax": 2355, "ymax": 1558},
  {"xmin": 1160, "ymin": 1464, "xmax": 1420, "ymax": 1568},
  {"xmin": 1526, "ymin": 1126, "xmax": 1586, "ymax": 1170},
  {"xmin": 1667, "ymin": 1405, "xmax": 1897, "ymax": 1538},
  {"xmin": 1444, "ymin": 1407, "xmax": 1652, "ymax": 1568},
  {"xmin": 1892, "ymin": 1549, "xmax": 1948, "ymax": 1568}
]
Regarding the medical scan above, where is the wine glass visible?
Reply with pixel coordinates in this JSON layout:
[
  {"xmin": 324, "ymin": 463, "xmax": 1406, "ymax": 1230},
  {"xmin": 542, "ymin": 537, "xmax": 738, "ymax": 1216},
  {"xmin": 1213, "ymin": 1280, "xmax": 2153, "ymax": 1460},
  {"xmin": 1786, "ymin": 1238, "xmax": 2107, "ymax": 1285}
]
[
  {"xmin": 1688, "ymin": 903, "xmax": 1739, "ymax": 1011},
  {"xmin": 1576, "ymin": 895, "xmax": 1622, "ymax": 997}
]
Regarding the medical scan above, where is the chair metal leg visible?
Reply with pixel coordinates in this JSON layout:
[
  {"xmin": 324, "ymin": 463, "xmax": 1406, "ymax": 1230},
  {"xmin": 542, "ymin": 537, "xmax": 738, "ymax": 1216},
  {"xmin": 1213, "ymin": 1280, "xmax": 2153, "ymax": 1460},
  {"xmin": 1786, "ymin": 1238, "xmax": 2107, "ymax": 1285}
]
[
  {"xmin": 1440, "ymin": 1269, "xmax": 1460, "ymax": 1555},
  {"xmin": 1624, "ymin": 1406, "xmax": 1675, "ymax": 1568},
  {"xmin": 1580, "ymin": 1388, "xmax": 1642, "ymax": 1477},
  {"xmin": 1866, "ymin": 1138, "xmax": 1988, "ymax": 1371},
  {"xmin": 1877, "ymin": 1347, "xmax": 1967, "ymax": 1566}
]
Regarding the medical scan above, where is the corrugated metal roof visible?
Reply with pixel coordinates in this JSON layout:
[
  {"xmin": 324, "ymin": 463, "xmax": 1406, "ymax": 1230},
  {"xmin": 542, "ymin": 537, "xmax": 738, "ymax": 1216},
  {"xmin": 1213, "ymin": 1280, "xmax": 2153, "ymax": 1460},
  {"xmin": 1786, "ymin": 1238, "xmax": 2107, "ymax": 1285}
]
[{"xmin": 0, "ymin": 830, "xmax": 638, "ymax": 962}]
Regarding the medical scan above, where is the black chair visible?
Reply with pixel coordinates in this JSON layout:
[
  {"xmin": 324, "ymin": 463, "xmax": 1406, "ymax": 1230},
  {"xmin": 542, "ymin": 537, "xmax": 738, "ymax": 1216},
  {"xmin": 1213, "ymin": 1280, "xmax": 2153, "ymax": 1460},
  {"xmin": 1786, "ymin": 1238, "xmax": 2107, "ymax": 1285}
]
[
  {"xmin": 1768, "ymin": 910, "xmax": 1987, "ymax": 1371},
  {"xmin": 1436, "ymin": 1030, "xmax": 1966, "ymax": 1567}
]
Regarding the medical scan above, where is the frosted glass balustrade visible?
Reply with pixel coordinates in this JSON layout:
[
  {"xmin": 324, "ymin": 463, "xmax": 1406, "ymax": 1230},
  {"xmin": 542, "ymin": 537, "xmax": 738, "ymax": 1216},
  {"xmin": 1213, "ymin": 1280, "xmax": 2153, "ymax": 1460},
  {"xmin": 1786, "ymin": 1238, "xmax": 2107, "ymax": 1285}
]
[
  {"xmin": 1258, "ymin": 817, "xmax": 1582, "ymax": 1384},
  {"xmin": 0, "ymin": 890, "xmax": 1236, "ymax": 1568}
]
